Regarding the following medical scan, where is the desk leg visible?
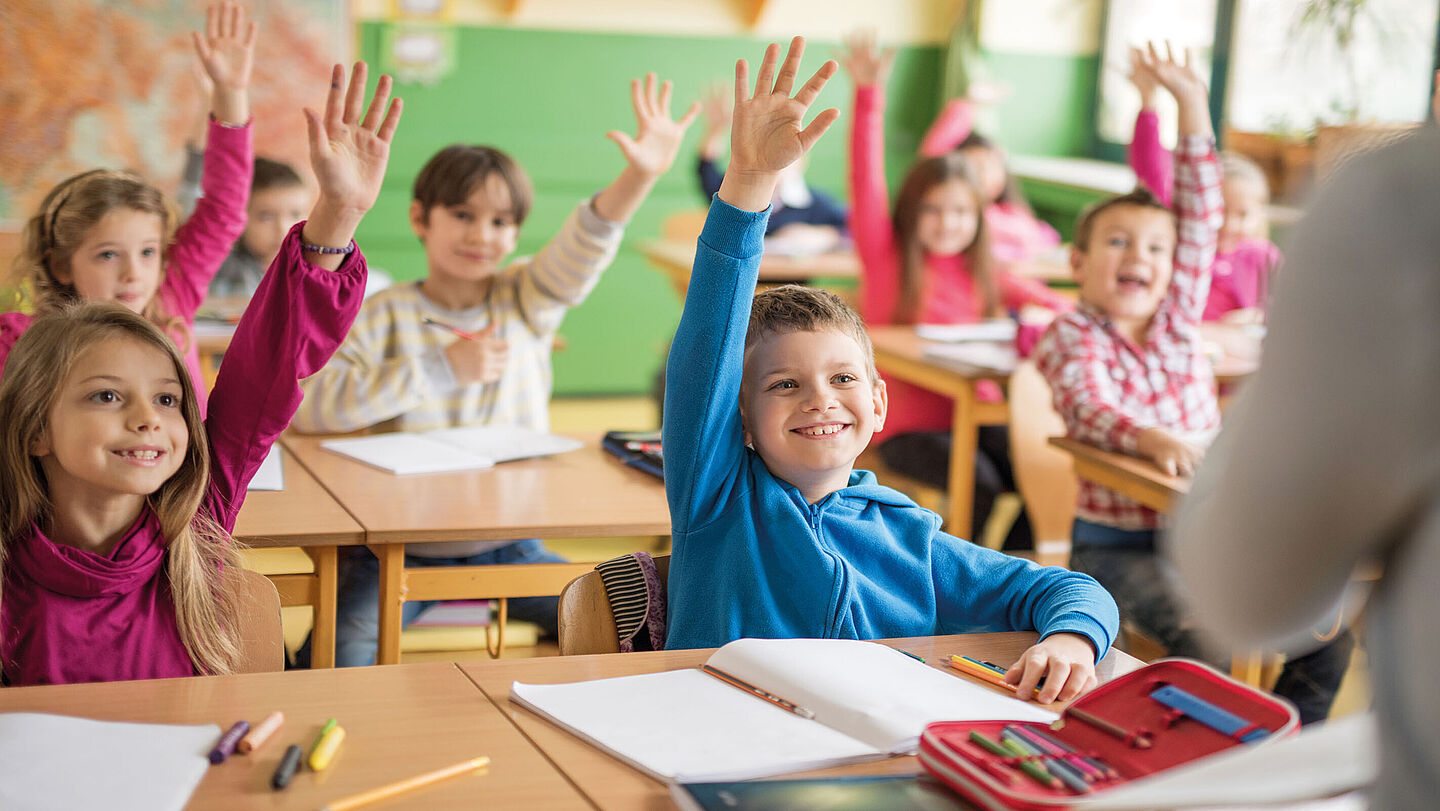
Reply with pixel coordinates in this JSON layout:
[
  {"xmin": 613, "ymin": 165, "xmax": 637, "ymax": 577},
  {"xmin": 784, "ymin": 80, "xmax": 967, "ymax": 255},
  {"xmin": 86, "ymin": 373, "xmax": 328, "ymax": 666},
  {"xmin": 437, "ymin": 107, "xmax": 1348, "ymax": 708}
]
[
  {"xmin": 373, "ymin": 543, "xmax": 406, "ymax": 666},
  {"xmin": 947, "ymin": 384, "xmax": 978, "ymax": 539},
  {"xmin": 306, "ymin": 547, "xmax": 337, "ymax": 669}
]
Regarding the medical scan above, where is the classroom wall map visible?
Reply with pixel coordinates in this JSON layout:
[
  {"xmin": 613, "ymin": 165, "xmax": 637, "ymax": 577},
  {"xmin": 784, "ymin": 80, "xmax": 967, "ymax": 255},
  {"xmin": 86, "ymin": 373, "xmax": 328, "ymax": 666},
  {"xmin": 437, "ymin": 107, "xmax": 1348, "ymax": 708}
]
[{"xmin": 0, "ymin": 0, "xmax": 347, "ymax": 222}]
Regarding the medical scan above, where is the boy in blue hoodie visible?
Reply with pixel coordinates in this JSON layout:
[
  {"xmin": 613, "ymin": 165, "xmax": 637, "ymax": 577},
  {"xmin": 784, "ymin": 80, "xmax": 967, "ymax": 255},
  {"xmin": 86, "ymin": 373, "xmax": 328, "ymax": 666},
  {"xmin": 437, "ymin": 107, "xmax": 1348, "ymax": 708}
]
[{"xmin": 663, "ymin": 38, "xmax": 1119, "ymax": 701}]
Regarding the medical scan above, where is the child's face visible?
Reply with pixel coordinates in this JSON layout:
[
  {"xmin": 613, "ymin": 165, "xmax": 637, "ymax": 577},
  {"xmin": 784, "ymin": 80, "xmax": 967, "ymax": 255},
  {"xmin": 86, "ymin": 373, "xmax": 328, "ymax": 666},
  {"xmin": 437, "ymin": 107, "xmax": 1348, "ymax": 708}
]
[
  {"xmin": 1072, "ymin": 205, "xmax": 1177, "ymax": 326},
  {"xmin": 242, "ymin": 185, "xmax": 312, "ymax": 267},
  {"xmin": 57, "ymin": 208, "xmax": 164, "ymax": 314},
  {"xmin": 959, "ymin": 144, "xmax": 1007, "ymax": 205},
  {"xmin": 740, "ymin": 328, "xmax": 887, "ymax": 500},
  {"xmin": 33, "ymin": 336, "xmax": 188, "ymax": 506},
  {"xmin": 1219, "ymin": 177, "xmax": 1267, "ymax": 254},
  {"xmin": 410, "ymin": 173, "xmax": 520, "ymax": 284},
  {"xmin": 916, "ymin": 179, "xmax": 981, "ymax": 257}
]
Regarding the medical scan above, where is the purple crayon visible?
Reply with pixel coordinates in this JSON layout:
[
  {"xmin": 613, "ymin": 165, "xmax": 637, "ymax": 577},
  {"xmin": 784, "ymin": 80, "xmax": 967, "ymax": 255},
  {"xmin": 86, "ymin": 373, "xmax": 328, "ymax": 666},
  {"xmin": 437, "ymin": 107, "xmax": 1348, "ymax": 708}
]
[{"xmin": 208, "ymin": 720, "xmax": 251, "ymax": 764}]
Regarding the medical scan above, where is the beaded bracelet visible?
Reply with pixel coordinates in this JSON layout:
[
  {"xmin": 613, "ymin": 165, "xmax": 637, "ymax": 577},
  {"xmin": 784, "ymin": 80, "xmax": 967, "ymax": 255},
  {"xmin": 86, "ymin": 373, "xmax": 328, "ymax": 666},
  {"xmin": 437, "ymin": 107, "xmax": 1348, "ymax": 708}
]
[{"xmin": 301, "ymin": 240, "xmax": 356, "ymax": 255}]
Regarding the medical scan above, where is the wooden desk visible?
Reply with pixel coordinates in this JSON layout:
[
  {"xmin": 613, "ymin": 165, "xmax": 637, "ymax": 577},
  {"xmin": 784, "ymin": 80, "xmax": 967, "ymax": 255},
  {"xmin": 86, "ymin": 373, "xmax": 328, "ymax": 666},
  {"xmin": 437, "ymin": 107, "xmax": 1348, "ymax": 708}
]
[
  {"xmin": 284, "ymin": 433, "xmax": 671, "ymax": 665},
  {"xmin": 640, "ymin": 238, "xmax": 859, "ymax": 298},
  {"xmin": 0, "ymin": 663, "xmax": 589, "ymax": 810},
  {"xmin": 461, "ymin": 633, "xmax": 1144, "ymax": 810},
  {"xmin": 1047, "ymin": 436, "xmax": 1188, "ymax": 513},
  {"xmin": 868, "ymin": 326, "xmax": 1012, "ymax": 536},
  {"xmin": 193, "ymin": 320, "xmax": 237, "ymax": 390},
  {"xmin": 233, "ymin": 448, "xmax": 367, "ymax": 670}
]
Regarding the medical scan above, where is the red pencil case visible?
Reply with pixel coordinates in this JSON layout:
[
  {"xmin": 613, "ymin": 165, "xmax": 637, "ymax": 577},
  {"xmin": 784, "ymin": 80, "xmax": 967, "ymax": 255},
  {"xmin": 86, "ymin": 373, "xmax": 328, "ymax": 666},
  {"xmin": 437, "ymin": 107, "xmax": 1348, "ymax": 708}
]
[{"xmin": 918, "ymin": 658, "xmax": 1299, "ymax": 810}]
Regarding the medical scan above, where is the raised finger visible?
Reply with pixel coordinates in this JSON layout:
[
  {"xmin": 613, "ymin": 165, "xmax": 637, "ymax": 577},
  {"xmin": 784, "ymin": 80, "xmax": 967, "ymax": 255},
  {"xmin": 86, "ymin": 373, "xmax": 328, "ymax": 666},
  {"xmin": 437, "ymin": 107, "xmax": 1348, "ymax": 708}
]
[
  {"xmin": 361, "ymin": 73, "xmax": 393, "ymax": 132},
  {"xmin": 643, "ymin": 72, "xmax": 658, "ymax": 118},
  {"xmin": 323, "ymin": 63, "xmax": 345, "ymax": 132},
  {"xmin": 733, "ymin": 58, "xmax": 750, "ymax": 105},
  {"xmin": 629, "ymin": 78, "xmax": 645, "ymax": 122},
  {"xmin": 376, "ymin": 97, "xmax": 404, "ymax": 143},
  {"xmin": 676, "ymin": 101, "xmax": 701, "ymax": 130},
  {"xmin": 754, "ymin": 42, "xmax": 781, "ymax": 96},
  {"xmin": 796, "ymin": 107, "xmax": 841, "ymax": 153},
  {"xmin": 657, "ymin": 78, "xmax": 673, "ymax": 117},
  {"xmin": 191, "ymin": 31, "xmax": 213, "ymax": 64},
  {"xmin": 1165, "ymin": 40, "xmax": 1177, "ymax": 66},
  {"xmin": 774, "ymin": 35, "xmax": 805, "ymax": 96},
  {"xmin": 206, "ymin": 3, "xmax": 219, "ymax": 43},
  {"xmin": 793, "ymin": 59, "xmax": 837, "ymax": 108},
  {"xmin": 227, "ymin": 3, "xmax": 240, "ymax": 41},
  {"xmin": 243, "ymin": 19, "xmax": 257, "ymax": 49},
  {"xmin": 343, "ymin": 61, "xmax": 368, "ymax": 125}
]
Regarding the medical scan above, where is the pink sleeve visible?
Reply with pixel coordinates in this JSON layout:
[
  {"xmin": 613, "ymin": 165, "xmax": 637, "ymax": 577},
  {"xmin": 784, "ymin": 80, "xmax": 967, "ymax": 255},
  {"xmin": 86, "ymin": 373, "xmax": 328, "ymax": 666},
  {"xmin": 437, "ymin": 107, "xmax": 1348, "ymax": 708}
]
[
  {"xmin": 161, "ymin": 119, "xmax": 253, "ymax": 322},
  {"xmin": 918, "ymin": 97, "xmax": 976, "ymax": 158},
  {"xmin": 1129, "ymin": 110, "xmax": 1173, "ymax": 207},
  {"xmin": 997, "ymin": 271, "xmax": 1073, "ymax": 313},
  {"xmin": 203, "ymin": 223, "xmax": 367, "ymax": 530},
  {"xmin": 1201, "ymin": 273, "xmax": 1242, "ymax": 321},
  {"xmin": 0, "ymin": 312, "xmax": 34, "ymax": 379},
  {"xmin": 850, "ymin": 84, "xmax": 902, "ymax": 326}
]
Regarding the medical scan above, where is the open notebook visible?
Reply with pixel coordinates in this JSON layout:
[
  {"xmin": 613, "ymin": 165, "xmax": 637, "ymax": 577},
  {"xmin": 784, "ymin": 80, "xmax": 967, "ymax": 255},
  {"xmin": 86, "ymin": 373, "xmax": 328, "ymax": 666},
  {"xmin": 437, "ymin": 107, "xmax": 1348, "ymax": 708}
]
[
  {"xmin": 509, "ymin": 638, "xmax": 1054, "ymax": 783},
  {"xmin": 320, "ymin": 425, "xmax": 583, "ymax": 475},
  {"xmin": 0, "ymin": 713, "xmax": 217, "ymax": 810}
]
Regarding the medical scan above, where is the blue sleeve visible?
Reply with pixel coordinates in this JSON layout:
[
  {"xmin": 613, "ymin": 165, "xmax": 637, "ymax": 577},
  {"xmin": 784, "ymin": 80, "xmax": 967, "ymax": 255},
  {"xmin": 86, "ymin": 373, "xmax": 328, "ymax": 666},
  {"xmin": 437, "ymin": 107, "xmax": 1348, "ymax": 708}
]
[
  {"xmin": 933, "ymin": 535, "xmax": 1119, "ymax": 662},
  {"xmin": 662, "ymin": 198, "xmax": 770, "ymax": 534},
  {"xmin": 697, "ymin": 158, "xmax": 724, "ymax": 203}
]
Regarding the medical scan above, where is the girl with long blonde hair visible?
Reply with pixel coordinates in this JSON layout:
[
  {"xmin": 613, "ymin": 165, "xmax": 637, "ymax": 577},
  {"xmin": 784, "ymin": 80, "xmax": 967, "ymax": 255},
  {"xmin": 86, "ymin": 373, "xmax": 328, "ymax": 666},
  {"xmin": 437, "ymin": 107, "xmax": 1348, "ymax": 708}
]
[{"xmin": 0, "ymin": 62, "xmax": 401, "ymax": 685}]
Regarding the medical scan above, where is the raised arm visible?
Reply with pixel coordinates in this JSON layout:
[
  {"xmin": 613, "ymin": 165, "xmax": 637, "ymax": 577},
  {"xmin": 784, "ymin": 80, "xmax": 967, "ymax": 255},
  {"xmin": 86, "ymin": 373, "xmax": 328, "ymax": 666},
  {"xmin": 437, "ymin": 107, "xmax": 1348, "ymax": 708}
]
[
  {"xmin": 1144, "ymin": 42, "xmax": 1221, "ymax": 324},
  {"xmin": 206, "ymin": 62, "xmax": 402, "ymax": 520},
  {"xmin": 838, "ymin": 30, "xmax": 901, "ymax": 324},
  {"xmin": 164, "ymin": 2, "xmax": 256, "ymax": 317},
  {"xmin": 1126, "ymin": 46, "xmax": 1174, "ymax": 205},
  {"xmin": 665, "ymin": 37, "xmax": 839, "ymax": 529},
  {"xmin": 592, "ymin": 73, "xmax": 700, "ymax": 224}
]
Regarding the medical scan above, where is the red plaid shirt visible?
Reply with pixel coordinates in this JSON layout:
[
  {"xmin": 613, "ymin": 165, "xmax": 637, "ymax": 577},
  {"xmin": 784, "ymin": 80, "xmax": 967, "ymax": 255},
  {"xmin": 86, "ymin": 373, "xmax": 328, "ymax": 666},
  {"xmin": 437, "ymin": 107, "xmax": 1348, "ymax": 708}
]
[{"xmin": 1036, "ymin": 135, "xmax": 1224, "ymax": 530}]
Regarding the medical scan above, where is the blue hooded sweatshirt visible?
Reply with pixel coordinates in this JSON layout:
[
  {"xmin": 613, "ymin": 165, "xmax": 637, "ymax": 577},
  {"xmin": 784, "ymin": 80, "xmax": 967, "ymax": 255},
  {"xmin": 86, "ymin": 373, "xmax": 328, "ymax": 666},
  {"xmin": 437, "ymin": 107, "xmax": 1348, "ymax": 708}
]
[{"xmin": 663, "ymin": 197, "xmax": 1118, "ymax": 654}]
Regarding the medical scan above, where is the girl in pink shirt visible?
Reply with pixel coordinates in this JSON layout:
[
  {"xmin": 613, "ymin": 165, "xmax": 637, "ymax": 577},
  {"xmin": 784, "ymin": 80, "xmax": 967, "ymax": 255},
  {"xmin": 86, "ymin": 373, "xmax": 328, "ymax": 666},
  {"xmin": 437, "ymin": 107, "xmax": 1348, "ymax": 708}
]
[
  {"xmin": 0, "ymin": 61, "xmax": 401, "ymax": 686},
  {"xmin": 1, "ymin": 4, "xmax": 256, "ymax": 417},
  {"xmin": 1126, "ymin": 46, "xmax": 1282, "ymax": 324},
  {"xmin": 840, "ymin": 32, "xmax": 1069, "ymax": 548}
]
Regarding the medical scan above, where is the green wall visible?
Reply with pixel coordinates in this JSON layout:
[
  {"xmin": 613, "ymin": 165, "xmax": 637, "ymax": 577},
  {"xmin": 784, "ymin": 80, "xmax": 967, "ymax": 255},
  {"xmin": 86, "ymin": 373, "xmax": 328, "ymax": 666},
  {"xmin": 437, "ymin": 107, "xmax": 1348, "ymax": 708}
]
[{"xmin": 356, "ymin": 23, "xmax": 944, "ymax": 395}]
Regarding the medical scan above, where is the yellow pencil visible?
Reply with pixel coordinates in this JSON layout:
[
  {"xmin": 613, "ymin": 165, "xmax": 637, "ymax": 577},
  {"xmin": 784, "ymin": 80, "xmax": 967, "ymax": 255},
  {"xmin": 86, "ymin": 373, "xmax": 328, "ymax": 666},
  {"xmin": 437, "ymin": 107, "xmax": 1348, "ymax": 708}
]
[
  {"xmin": 308, "ymin": 723, "xmax": 346, "ymax": 771},
  {"xmin": 948, "ymin": 655, "xmax": 1041, "ymax": 697},
  {"xmin": 319, "ymin": 756, "xmax": 490, "ymax": 811}
]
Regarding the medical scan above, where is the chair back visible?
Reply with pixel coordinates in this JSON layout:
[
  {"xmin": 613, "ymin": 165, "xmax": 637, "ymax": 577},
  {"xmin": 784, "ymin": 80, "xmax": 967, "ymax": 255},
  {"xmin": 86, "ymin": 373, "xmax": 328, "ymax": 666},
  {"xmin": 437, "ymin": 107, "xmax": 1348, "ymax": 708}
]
[
  {"xmin": 1007, "ymin": 360, "xmax": 1077, "ymax": 565},
  {"xmin": 234, "ymin": 568, "xmax": 285, "ymax": 673},
  {"xmin": 558, "ymin": 554, "xmax": 670, "ymax": 656},
  {"xmin": 660, "ymin": 210, "xmax": 708, "ymax": 242}
]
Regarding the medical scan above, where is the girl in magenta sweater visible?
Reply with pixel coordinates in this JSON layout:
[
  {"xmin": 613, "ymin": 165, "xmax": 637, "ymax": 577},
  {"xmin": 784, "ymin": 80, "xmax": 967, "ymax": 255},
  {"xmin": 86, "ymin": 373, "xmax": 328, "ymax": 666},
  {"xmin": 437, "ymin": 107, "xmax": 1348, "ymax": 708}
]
[
  {"xmin": 0, "ymin": 62, "xmax": 401, "ymax": 686},
  {"xmin": 840, "ymin": 31, "xmax": 1069, "ymax": 548},
  {"xmin": 2, "ymin": 3, "xmax": 256, "ymax": 417}
]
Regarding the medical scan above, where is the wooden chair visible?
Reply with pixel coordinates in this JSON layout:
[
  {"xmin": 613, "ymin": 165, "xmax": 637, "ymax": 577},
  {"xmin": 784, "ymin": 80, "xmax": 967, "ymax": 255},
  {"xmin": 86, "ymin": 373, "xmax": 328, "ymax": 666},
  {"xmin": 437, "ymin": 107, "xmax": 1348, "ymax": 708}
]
[
  {"xmin": 234, "ymin": 567, "xmax": 285, "ymax": 673},
  {"xmin": 1006, "ymin": 360, "xmax": 1077, "ymax": 567},
  {"xmin": 660, "ymin": 209, "xmax": 708, "ymax": 242},
  {"xmin": 558, "ymin": 554, "xmax": 670, "ymax": 656}
]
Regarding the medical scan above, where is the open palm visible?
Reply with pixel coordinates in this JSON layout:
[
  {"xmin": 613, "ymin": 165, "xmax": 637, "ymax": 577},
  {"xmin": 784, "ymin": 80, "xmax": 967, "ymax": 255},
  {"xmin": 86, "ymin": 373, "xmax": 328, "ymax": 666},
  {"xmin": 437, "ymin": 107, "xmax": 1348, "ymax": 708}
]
[
  {"xmin": 608, "ymin": 73, "xmax": 700, "ymax": 177},
  {"xmin": 729, "ymin": 37, "xmax": 840, "ymax": 176},
  {"xmin": 306, "ymin": 63, "xmax": 403, "ymax": 214},
  {"xmin": 191, "ymin": 2, "xmax": 255, "ymax": 94}
]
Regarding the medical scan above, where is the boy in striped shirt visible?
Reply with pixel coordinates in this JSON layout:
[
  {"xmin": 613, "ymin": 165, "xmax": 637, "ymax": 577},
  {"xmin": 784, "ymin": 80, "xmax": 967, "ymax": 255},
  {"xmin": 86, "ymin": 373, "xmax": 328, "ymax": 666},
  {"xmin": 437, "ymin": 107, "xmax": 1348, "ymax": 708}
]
[{"xmin": 292, "ymin": 75, "xmax": 697, "ymax": 667}]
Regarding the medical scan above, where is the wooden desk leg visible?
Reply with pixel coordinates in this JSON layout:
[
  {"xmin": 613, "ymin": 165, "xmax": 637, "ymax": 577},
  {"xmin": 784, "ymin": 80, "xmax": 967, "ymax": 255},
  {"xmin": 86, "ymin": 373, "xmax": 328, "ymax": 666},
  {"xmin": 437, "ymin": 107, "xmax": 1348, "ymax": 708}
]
[
  {"xmin": 305, "ymin": 546, "xmax": 338, "ymax": 669},
  {"xmin": 946, "ymin": 384, "xmax": 978, "ymax": 539},
  {"xmin": 1231, "ymin": 651, "xmax": 1265, "ymax": 686},
  {"xmin": 373, "ymin": 543, "xmax": 407, "ymax": 666}
]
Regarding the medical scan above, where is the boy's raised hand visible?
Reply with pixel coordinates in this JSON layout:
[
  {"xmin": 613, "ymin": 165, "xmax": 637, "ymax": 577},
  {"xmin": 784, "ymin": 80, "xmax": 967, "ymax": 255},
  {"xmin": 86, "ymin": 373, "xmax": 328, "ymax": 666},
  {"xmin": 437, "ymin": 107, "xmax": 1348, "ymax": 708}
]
[
  {"xmin": 301, "ymin": 62, "xmax": 403, "ymax": 268},
  {"xmin": 1140, "ymin": 41, "xmax": 1213, "ymax": 137},
  {"xmin": 1005, "ymin": 632, "xmax": 1099, "ymax": 704},
  {"xmin": 607, "ymin": 73, "xmax": 701, "ymax": 179},
  {"xmin": 837, "ymin": 29, "xmax": 896, "ymax": 88},
  {"xmin": 191, "ymin": 2, "xmax": 256, "ymax": 126},
  {"xmin": 718, "ymin": 36, "xmax": 840, "ymax": 212}
]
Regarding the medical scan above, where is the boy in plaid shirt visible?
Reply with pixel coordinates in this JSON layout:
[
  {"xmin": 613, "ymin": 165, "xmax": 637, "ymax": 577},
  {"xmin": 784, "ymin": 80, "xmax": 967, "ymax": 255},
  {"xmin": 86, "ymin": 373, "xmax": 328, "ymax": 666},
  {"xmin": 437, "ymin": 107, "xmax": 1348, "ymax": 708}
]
[{"xmin": 1034, "ymin": 43, "xmax": 1351, "ymax": 723}]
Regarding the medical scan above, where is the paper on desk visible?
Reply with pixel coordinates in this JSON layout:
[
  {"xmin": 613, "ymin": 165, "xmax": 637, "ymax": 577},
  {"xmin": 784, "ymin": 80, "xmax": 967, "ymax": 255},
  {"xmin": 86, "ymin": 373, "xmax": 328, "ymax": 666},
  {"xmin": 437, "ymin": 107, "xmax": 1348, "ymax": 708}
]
[
  {"xmin": 321, "ymin": 426, "xmax": 583, "ymax": 476},
  {"xmin": 0, "ymin": 713, "xmax": 217, "ymax": 811},
  {"xmin": 246, "ymin": 445, "xmax": 284, "ymax": 491},
  {"xmin": 922, "ymin": 341, "xmax": 1018, "ymax": 374},
  {"xmin": 915, "ymin": 320, "xmax": 1018, "ymax": 343}
]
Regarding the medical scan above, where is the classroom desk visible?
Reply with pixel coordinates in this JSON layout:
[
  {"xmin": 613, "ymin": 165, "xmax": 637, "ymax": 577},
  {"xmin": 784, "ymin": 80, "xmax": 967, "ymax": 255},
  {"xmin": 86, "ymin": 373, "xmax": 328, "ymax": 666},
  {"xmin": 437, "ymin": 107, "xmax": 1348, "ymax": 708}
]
[
  {"xmin": 1047, "ymin": 436, "xmax": 1188, "ymax": 513},
  {"xmin": 640, "ymin": 238, "xmax": 859, "ymax": 298},
  {"xmin": 461, "ymin": 633, "xmax": 1144, "ymax": 810},
  {"xmin": 233, "ymin": 447, "xmax": 368, "ymax": 670},
  {"xmin": 0, "ymin": 662, "xmax": 589, "ymax": 810},
  {"xmin": 867, "ymin": 325, "xmax": 1012, "ymax": 537},
  {"xmin": 283, "ymin": 433, "xmax": 671, "ymax": 666}
]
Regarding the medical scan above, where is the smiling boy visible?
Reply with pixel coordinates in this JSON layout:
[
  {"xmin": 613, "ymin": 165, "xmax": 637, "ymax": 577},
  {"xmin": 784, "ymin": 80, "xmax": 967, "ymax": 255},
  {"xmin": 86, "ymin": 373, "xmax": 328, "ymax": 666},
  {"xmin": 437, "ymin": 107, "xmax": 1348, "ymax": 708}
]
[{"xmin": 664, "ymin": 38, "xmax": 1118, "ymax": 703}]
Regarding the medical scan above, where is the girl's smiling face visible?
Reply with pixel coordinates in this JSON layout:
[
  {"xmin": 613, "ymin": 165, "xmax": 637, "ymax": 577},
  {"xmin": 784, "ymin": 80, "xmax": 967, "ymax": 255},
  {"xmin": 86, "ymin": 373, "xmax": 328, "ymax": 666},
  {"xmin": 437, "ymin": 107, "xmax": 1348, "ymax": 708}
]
[
  {"xmin": 915, "ymin": 178, "xmax": 981, "ymax": 257},
  {"xmin": 33, "ymin": 336, "xmax": 189, "ymax": 508}
]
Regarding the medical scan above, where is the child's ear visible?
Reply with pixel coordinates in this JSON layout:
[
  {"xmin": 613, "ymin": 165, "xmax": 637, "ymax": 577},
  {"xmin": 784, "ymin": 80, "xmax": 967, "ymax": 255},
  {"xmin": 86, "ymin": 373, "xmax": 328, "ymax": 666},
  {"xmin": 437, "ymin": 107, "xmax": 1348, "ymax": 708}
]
[
  {"xmin": 30, "ymin": 429, "xmax": 50, "ymax": 458},
  {"xmin": 1068, "ymin": 245, "xmax": 1087, "ymax": 284},
  {"xmin": 738, "ymin": 397, "xmax": 754, "ymax": 449},
  {"xmin": 871, "ymin": 377, "xmax": 888, "ymax": 433},
  {"xmin": 408, "ymin": 200, "xmax": 429, "ymax": 241}
]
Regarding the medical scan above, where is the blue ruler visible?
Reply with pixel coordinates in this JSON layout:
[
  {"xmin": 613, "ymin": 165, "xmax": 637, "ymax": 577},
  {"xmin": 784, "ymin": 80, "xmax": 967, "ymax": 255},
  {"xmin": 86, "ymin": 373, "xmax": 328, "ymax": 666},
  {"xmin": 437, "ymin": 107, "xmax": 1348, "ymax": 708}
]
[{"xmin": 1150, "ymin": 685, "xmax": 1270, "ymax": 743}]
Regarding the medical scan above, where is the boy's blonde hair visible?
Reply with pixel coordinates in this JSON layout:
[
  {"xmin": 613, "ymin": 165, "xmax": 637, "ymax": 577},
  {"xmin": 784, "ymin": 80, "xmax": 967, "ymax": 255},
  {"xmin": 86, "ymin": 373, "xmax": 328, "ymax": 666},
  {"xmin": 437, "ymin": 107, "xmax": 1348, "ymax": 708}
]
[
  {"xmin": 11, "ymin": 169, "xmax": 187, "ymax": 343},
  {"xmin": 0, "ymin": 302, "xmax": 243, "ymax": 677},
  {"xmin": 744, "ymin": 284, "xmax": 878, "ymax": 382}
]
